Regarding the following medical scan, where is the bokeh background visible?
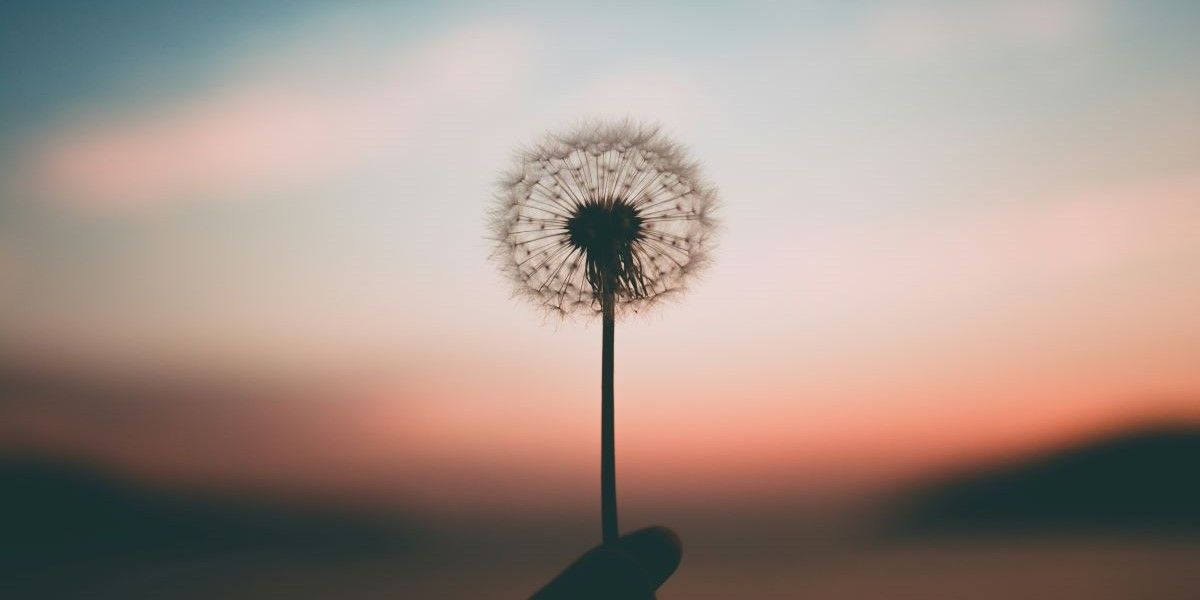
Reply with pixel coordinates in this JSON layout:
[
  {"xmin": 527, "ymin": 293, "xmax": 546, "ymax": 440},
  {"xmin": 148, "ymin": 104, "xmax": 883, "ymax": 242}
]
[{"xmin": 2, "ymin": 1, "xmax": 1198, "ymax": 598}]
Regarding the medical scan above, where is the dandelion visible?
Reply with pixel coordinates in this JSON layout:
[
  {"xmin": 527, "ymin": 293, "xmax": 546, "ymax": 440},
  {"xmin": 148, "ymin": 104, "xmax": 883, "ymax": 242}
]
[{"xmin": 490, "ymin": 120, "xmax": 717, "ymax": 546}]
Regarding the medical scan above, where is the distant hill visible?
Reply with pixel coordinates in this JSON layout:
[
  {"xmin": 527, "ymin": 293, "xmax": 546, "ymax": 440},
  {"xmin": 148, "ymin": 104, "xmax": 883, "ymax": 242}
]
[
  {"xmin": 1, "ymin": 454, "xmax": 416, "ymax": 595},
  {"xmin": 887, "ymin": 425, "xmax": 1200, "ymax": 537}
]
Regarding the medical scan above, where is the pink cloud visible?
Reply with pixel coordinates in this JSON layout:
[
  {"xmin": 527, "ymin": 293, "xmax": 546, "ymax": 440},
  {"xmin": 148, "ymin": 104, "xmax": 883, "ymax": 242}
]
[
  {"xmin": 780, "ymin": 174, "xmax": 1200, "ymax": 309},
  {"xmin": 30, "ymin": 22, "xmax": 532, "ymax": 211}
]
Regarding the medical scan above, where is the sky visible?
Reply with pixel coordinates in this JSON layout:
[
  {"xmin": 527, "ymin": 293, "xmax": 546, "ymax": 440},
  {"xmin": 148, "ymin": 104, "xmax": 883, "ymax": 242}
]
[{"xmin": 1, "ymin": 0, "xmax": 1198, "ymax": 515}]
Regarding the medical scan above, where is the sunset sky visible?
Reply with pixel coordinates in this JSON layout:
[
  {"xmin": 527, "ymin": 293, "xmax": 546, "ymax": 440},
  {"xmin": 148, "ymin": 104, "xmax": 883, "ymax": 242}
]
[{"xmin": 1, "ymin": 0, "xmax": 1198, "ymax": 516}]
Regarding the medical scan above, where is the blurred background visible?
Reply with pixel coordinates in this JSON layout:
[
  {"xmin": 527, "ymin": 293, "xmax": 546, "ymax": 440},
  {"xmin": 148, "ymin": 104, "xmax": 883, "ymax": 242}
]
[{"xmin": 2, "ymin": 1, "xmax": 1198, "ymax": 598}]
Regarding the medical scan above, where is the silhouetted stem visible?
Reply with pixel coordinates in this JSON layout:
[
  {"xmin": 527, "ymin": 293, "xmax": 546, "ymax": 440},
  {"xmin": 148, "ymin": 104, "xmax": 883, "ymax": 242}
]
[{"xmin": 601, "ymin": 293, "xmax": 618, "ymax": 546}]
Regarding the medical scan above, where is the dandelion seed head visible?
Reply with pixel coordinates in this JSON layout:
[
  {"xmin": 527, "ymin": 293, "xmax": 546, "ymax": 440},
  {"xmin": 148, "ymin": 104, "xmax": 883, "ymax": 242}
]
[{"xmin": 490, "ymin": 120, "xmax": 718, "ymax": 318}]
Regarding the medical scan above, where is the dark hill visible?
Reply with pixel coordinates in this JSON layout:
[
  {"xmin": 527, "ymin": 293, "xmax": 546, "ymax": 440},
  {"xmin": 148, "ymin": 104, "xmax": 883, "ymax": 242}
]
[
  {"xmin": 1, "ymin": 454, "xmax": 416, "ymax": 594},
  {"xmin": 887, "ymin": 425, "xmax": 1200, "ymax": 537}
]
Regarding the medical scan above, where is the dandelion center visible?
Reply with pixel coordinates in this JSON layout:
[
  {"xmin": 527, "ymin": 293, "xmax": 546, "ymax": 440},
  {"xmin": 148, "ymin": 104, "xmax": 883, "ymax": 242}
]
[
  {"xmin": 567, "ymin": 200, "xmax": 646, "ymax": 299},
  {"xmin": 566, "ymin": 200, "xmax": 643, "ymax": 256}
]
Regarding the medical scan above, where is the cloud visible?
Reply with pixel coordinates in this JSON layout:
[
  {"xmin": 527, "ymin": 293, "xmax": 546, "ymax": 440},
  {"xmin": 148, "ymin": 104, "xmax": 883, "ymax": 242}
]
[
  {"xmin": 29, "ymin": 20, "xmax": 534, "ymax": 211},
  {"xmin": 864, "ymin": 0, "xmax": 1104, "ymax": 64},
  {"xmin": 766, "ymin": 173, "xmax": 1200, "ymax": 330}
]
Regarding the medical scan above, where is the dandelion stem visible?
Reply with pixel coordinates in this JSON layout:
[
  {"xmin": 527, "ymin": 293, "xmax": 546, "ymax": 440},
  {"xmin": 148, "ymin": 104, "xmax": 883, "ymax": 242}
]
[{"xmin": 601, "ymin": 290, "xmax": 618, "ymax": 546}]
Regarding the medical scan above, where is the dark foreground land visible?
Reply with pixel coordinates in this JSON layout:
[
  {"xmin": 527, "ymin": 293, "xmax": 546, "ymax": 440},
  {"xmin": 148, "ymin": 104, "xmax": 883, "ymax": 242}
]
[{"xmin": 4, "ymin": 426, "xmax": 1199, "ymax": 599}]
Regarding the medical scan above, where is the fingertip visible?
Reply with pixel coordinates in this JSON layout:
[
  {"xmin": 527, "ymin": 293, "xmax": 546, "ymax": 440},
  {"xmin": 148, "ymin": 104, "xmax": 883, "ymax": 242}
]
[
  {"xmin": 617, "ymin": 526, "xmax": 682, "ymax": 590},
  {"xmin": 531, "ymin": 546, "xmax": 655, "ymax": 599}
]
